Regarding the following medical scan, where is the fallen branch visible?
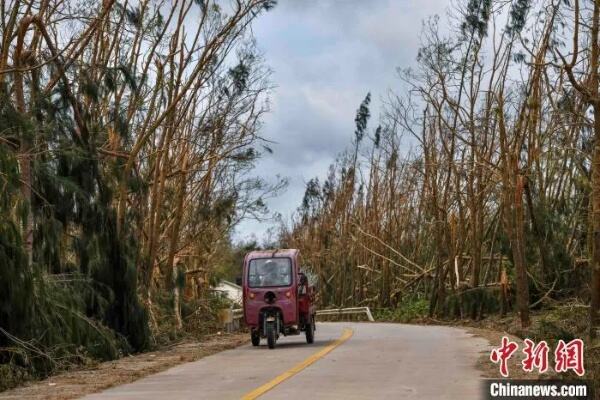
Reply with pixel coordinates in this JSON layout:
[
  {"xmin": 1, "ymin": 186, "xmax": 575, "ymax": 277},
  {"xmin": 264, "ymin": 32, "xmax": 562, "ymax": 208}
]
[
  {"xmin": 353, "ymin": 224, "xmax": 425, "ymax": 272},
  {"xmin": 530, "ymin": 279, "xmax": 558, "ymax": 309}
]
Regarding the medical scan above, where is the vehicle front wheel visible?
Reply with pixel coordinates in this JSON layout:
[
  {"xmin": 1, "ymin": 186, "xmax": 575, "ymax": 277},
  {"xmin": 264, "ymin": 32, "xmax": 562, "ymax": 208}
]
[
  {"xmin": 251, "ymin": 330, "xmax": 260, "ymax": 346},
  {"xmin": 266, "ymin": 322, "xmax": 277, "ymax": 349},
  {"xmin": 305, "ymin": 316, "xmax": 315, "ymax": 344}
]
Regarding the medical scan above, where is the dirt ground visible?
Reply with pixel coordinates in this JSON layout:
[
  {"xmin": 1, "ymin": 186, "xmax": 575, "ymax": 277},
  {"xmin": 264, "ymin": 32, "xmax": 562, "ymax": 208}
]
[
  {"xmin": 421, "ymin": 315, "xmax": 595, "ymax": 383},
  {"xmin": 0, "ymin": 333, "xmax": 248, "ymax": 400},
  {"xmin": 466, "ymin": 326, "xmax": 546, "ymax": 380}
]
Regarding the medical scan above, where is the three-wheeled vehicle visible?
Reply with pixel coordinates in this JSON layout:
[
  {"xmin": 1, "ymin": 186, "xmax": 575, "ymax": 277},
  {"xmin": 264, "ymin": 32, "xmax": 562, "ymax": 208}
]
[{"xmin": 242, "ymin": 249, "xmax": 316, "ymax": 349}]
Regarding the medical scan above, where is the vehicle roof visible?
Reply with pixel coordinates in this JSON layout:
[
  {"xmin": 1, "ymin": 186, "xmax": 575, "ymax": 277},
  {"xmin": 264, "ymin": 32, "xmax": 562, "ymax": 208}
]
[{"xmin": 245, "ymin": 249, "xmax": 298, "ymax": 260}]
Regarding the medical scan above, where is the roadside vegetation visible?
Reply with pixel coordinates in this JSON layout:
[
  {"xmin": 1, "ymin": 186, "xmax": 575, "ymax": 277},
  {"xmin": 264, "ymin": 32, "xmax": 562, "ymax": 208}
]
[
  {"xmin": 372, "ymin": 298, "xmax": 430, "ymax": 324},
  {"xmin": 0, "ymin": 0, "xmax": 282, "ymax": 390},
  {"xmin": 3, "ymin": 0, "xmax": 600, "ymax": 393},
  {"xmin": 279, "ymin": 0, "xmax": 600, "ymax": 387}
]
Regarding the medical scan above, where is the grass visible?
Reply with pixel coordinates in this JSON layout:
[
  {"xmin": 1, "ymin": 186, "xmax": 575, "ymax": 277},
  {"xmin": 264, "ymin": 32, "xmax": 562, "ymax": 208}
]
[{"xmin": 372, "ymin": 297, "xmax": 429, "ymax": 323}]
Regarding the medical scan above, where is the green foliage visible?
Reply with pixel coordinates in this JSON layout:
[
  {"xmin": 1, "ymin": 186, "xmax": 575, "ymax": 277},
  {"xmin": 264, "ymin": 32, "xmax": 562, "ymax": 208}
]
[
  {"xmin": 213, "ymin": 239, "xmax": 260, "ymax": 283},
  {"xmin": 262, "ymin": 0, "xmax": 277, "ymax": 11},
  {"xmin": 374, "ymin": 125, "xmax": 381, "ymax": 147},
  {"xmin": 442, "ymin": 286, "xmax": 504, "ymax": 319},
  {"xmin": 354, "ymin": 93, "xmax": 371, "ymax": 144},
  {"xmin": 374, "ymin": 297, "xmax": 430, "ymax": 323},
  {"xmin": 461, "ymin": 0, "xmax": 492, "ymax": 38},
  {"xmin": 0, "ymin": 54, "xmax": 149, "ymax": 389},
  {"xmin": 0, "ymin": 199, "xmax": 33, "ymax": 341},
  {"xmin": 229, "ymin": 61, "xmax": 250, "ymax": 94},
  {"xmin": 301, "ymin": 178, "xmax": 321, "ymax": 217},
  {"xmin": 534, "ymin": 319, "xmax": 575, "ymax": 342},
  {"xmin": 0, "ymin": 0, "xmax": 276, "ymax": 391},
  {"xmin": 527, "ymin": 305, "xmax": 588, "ymax": 343},
  {"xmin": 507, "ymin": 0, "xmax": 531, "ymax": 36}
]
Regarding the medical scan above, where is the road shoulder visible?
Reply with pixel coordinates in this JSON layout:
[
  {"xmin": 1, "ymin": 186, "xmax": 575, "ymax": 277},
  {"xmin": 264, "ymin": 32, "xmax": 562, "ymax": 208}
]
[{"xmin": 0, "ymin": 333, "xmax": 248, "ymax": 400}]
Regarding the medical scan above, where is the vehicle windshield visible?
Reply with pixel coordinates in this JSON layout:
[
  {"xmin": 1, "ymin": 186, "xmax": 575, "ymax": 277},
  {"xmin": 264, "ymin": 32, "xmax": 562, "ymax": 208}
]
[{"xmin": 248, "ymin": 258, "xmax": 293, "ymax": 288}]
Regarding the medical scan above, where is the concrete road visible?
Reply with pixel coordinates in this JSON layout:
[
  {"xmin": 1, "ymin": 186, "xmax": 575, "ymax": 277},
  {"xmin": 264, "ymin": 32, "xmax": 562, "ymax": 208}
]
[{"xmin": 82, "ymin": 323, "xmax": 490, "ymax": 400}]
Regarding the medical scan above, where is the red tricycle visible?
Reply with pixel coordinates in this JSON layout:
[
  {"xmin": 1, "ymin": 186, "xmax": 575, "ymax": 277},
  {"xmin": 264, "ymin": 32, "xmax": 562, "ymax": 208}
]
[{"xmin": 242, "ymin": 249, "xmax": 316, "ymax": 349}]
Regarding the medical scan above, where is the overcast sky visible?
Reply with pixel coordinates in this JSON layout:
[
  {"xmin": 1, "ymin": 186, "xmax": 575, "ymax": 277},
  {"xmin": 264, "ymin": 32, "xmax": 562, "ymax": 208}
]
[{"xmin": 235, "ymin": 0, "xmax": 448, "ymax": 242}]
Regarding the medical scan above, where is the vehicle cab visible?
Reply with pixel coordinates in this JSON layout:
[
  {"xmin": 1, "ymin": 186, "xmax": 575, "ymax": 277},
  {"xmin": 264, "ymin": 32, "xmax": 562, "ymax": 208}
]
[{"xmin": 242, "ymin": 249, "xmax": 315, "ymax": 349}]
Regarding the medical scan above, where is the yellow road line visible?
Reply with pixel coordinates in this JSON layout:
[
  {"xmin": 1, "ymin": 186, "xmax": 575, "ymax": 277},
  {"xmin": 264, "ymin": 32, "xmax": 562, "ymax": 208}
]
[{"xmin": 241, "ymin": 328, "xmax": 354, "ymax": 400}]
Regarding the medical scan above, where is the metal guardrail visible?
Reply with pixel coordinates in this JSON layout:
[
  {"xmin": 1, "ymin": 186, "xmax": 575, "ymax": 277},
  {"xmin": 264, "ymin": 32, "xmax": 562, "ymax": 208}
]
[
  {"xmin": 232, "ymin": 308, "xmax": 243, "ymax": 320},
  {"xmin": 219, "ymin": 309, "xmax": 243, "ymax": 333},
  {"xmin": 316, "ymin": 307, "xmax": 375, "ymax": 322}
]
